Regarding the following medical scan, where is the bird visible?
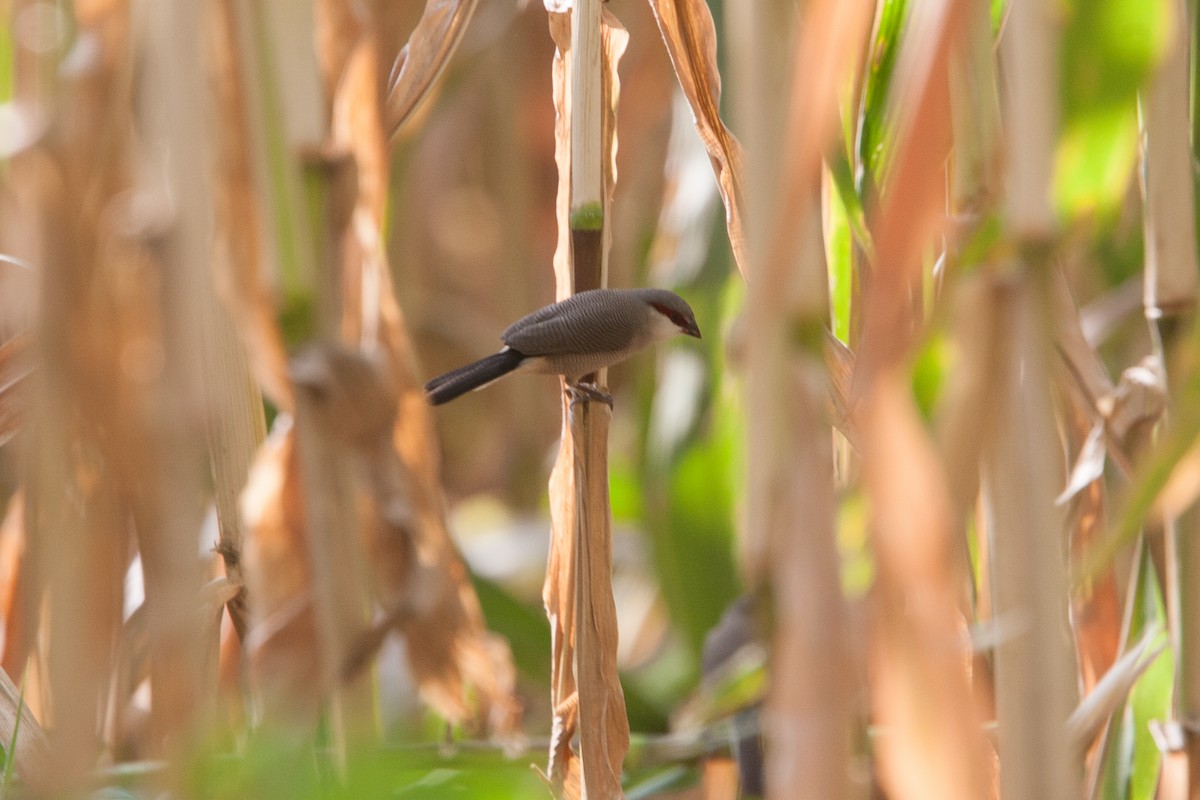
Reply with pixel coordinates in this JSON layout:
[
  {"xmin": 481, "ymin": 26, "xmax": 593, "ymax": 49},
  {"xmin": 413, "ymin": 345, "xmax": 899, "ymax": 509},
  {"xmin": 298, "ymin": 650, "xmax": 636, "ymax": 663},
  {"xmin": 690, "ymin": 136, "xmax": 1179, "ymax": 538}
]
[{"xmin": 424, "ymin": 287, "xmax": 701, "ymax": 406}]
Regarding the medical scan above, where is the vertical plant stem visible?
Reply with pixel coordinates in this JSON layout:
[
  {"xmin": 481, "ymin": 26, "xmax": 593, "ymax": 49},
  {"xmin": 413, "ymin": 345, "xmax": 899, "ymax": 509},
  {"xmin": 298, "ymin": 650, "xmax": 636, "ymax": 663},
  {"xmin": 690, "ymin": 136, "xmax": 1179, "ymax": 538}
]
[
  {"xmin": 1144, "ymin": 0, "xmax": 1200, "ymax": 792},
  {"xmin": 983, "ymin": 276, "xmax": 1079, "ymax": 799},
  {"xmin": 569, "ymin": 0, "xmax": 604, "ymax": 297},
  {"xmin": 1141, "ymin": 0, "xmax": 1199, "ymax": 321},
  {"xmin": 292, "ymin": 375, "xmax": 375, "ymax": 758},
  {"xmin": 728, "ymin": 1, "xmax": 861, "ymax": 796},
  {"xmin": 200, "ymin": 273, "xmax": 266, "ymax": 644},
  {"xmin": 133, "ymin": 0, "xmax": 218, "ymax": 760},
  {"xmin": 543, "ymin": 3, "xmax": 630, "ymax": 796},
  {"xmin": 990, "ymin": 0, "xmax": 1078, "ymax": 795}
]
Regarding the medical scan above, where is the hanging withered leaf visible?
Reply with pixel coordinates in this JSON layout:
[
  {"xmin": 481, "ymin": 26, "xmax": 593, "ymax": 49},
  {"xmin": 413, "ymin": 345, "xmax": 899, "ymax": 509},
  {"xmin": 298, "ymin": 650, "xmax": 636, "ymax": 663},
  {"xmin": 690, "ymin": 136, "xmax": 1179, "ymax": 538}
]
[
  {"xmin": 646, "ymin": 0, "xmax": 748, "ymax": 274},
  {"xmin": 386, "ymin": 0, "xmax": 481, "ymax": 137}
]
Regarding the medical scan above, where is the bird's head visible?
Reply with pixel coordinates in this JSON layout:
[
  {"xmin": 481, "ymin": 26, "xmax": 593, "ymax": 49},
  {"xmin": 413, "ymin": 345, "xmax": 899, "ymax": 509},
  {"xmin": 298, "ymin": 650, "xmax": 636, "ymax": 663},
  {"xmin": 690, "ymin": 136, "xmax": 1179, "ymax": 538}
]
[{"xmin": 641, "ymin": 289, "xmax": 702, "ymax": 341}]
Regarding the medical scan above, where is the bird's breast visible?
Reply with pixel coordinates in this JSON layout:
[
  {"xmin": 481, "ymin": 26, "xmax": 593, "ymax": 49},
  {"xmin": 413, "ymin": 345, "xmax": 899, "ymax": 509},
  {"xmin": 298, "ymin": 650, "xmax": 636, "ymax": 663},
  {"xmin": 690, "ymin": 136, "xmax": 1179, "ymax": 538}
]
[{"xmin": 527, "ymin": 348, "xmax": 638, "ymax": 381}]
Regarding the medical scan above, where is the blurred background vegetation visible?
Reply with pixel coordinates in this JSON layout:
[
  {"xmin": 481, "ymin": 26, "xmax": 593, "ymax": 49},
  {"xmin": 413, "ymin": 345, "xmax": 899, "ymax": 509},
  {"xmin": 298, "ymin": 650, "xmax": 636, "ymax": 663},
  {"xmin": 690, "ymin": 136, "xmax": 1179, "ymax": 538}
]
[{"xmin": 0, "ymin": 0, "xmax": 1199, "ymax": 798}]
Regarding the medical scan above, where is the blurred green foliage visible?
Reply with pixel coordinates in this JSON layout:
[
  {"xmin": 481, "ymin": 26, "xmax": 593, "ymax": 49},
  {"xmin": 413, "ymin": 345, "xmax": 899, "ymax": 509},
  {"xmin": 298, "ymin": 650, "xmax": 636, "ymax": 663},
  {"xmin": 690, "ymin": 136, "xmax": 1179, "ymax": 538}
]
[{"xmin": 1056, "ymin": 0, "xmax": 1170, "ymax": 218}]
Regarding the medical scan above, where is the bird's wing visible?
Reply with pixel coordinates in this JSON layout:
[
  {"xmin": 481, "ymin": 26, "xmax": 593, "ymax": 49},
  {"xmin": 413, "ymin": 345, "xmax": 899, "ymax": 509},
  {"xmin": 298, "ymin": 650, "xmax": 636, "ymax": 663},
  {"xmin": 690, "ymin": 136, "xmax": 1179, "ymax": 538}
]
[{"xmin": 502, "ymin": 291, "xmax": 638, "ymax": 356}]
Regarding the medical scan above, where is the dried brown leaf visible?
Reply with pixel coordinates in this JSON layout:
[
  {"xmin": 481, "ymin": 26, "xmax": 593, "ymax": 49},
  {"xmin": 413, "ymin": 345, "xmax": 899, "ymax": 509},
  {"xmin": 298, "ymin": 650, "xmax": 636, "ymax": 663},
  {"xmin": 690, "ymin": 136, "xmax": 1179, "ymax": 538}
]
[
  {"xmin": 242, "ymin": 423, "xmax": 322, "ymax": 728},
  {"xmin": 571, "ymin": 402, "xmax": 628, "ymax": 798},
  {"xmin": 386, "ymin": 0, "xmax": 480, "ymax": 137},
  {"xmin": 1101, "ymin": 358, "xmax": 1167, "ymax": 461},
  {"xmin": 1054, "ymin": 268, "xmax": 1115, "ymax": 419},
  {"xmin": 1061, "ymin": 400, "xmax": 1120, "ymax": 699},
  {"xmin": 323, "ymin": 5, "xmax": 520, "ymax": 736},
  {"xmin": 646, "ymin": 0, "xmax": 747, "ymax": 274},
  {"xmin": 289, "ymin": 340, "xmax": 520, "ymax": 735},
  {"xmin": 1059, "ymin": 421, "xmax": 1107, "ymax": 506},
  {"xmin": 545, "ymin": 399, "xmax": 580, "ymax": 790}
]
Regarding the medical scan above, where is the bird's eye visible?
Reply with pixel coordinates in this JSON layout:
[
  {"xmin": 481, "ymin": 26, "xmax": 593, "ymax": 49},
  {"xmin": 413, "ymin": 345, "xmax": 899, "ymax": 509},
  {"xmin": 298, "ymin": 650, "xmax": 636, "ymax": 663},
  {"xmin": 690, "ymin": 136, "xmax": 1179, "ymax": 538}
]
[{"xmin": 652, "ymin": 303, "xmax": 685, "ymax": 327}]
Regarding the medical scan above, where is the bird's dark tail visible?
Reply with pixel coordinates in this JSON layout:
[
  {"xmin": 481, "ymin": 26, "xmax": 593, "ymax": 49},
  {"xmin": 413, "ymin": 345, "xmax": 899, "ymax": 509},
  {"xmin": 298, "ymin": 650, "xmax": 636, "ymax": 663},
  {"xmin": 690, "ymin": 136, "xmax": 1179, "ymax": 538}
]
[{"xmin": 425, "ymin": 348, "xmax": 525, "ymax": 405}]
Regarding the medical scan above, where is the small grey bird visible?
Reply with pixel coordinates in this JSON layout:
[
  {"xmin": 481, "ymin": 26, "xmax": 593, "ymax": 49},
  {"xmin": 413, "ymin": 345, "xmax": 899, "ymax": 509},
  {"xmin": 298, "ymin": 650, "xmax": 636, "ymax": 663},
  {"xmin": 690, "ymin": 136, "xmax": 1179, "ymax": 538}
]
[{"xmin": 425, "ymin": 287, "xmax": 701, "ymax": 405}]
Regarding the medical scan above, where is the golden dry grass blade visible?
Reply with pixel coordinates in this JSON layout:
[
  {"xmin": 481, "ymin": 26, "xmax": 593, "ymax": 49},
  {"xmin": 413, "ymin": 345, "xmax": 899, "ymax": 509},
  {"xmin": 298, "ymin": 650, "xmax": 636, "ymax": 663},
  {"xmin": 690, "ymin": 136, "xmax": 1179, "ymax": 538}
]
[
  {"xmin": 198, "ymin": 310, "xmax": 264, "ymax": 643},
  {"xmin": 386, "ymin": 0, "xmax": 480, "ymax": 137},
  {"xmin": 1053, "ymin": 268, "xmax": 1117, "ymax": 421},
  {"xmin": 544, "ymin": 407, "xmax": 581, "ymax": 794},
  {"xmin": 646, "ymin": 0, "xmax": 747, "ymax": 275},
  {"xmin": 203, "ymin": 0, "xmax": 274, "ymax": 646},
  {"xmin": 937, "ymin": 276, "xmax": 1004, "ymax": 533},
  {"xmin": 947, "ymin": 0, "xmax": 1001, "ymax": 211},
  {"xmin": 315, "ymin": 1, "xmax": 367, "ymax": 107}
]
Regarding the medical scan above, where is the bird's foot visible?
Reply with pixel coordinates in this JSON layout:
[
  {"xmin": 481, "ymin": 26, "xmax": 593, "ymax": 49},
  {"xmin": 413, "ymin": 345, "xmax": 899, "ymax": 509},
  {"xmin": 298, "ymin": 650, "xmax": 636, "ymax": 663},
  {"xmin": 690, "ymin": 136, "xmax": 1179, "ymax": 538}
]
[{"xmin": 566, "ymin": 382, "xmax": 613, "ymax": 408}]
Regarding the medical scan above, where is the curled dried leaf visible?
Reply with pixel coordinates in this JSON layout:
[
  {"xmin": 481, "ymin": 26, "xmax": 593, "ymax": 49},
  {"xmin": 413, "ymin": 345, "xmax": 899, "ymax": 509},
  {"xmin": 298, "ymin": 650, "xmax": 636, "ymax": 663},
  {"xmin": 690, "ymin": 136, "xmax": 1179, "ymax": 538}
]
[
  {"xmin": 646, "ymin": 0, "xmax": 747, "ymax": 274},
  {"xmin": 386, "ymin": 0, "xmax": 481, "ymax": 137},
  {"xmin": 1057, "ymin": 421, "xmax": 1107, "ymax": 506},
  {"xmin": 1099, "ymin": 357, "xmax": 1167, "ymax": 460},
  {"xmin": 1066, "ymin": 623, "xmax": 1166, "ymax": 751}
]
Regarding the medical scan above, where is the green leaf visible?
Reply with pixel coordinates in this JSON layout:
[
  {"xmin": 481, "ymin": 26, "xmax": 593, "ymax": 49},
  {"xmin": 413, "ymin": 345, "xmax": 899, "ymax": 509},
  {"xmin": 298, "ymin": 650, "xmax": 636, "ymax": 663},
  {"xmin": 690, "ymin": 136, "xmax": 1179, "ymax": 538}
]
[
  {"xmin": 644, "ymin": 393, "xmax": 742, "ymax": 659},
  {"xmin": 857, "ymin": 0, "xmax": 911, "ymax": 196}
]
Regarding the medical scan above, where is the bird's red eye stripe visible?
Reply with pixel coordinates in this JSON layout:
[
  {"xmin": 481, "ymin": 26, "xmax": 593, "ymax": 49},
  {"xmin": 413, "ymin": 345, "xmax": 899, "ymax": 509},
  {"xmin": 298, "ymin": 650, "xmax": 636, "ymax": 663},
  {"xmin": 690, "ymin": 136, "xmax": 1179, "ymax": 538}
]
[{"xmin": 651, "ymin": 303, "xmax": 684, "ymax": 326}]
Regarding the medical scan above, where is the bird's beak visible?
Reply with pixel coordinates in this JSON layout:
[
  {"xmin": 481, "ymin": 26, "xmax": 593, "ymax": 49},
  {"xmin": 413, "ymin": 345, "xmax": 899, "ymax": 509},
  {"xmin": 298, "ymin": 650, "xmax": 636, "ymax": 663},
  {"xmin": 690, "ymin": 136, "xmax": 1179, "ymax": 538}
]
[{"xmin": 684, "ymin": 320, "xmax": 702, "ymax": 339}]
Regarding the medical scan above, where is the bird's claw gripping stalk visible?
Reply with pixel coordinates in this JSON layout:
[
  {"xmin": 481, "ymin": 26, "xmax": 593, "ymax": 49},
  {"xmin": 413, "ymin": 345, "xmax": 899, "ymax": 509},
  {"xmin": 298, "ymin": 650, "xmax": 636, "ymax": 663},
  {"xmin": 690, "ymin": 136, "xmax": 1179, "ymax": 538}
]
[{"xmin": 566, "ymin": 382, "xmax": 614, "ymax": 408}]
